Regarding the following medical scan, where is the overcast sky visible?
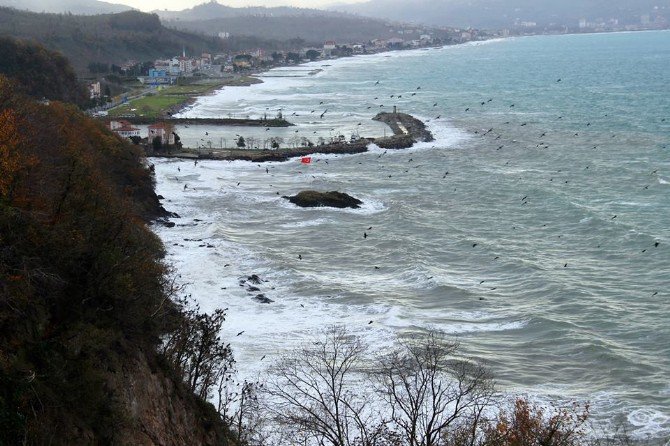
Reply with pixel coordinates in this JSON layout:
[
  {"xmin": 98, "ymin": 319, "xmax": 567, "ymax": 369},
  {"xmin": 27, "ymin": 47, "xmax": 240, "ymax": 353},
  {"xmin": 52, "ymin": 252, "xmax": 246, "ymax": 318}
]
[{"xmin": 111, "ymin": 0, "xmax": 363, "ymax": 11}]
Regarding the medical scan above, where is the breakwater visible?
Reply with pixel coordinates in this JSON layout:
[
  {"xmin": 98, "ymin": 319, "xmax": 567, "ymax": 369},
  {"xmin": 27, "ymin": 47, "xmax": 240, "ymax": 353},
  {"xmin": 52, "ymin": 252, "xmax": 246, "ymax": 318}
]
[
  {"xmin": 122, "ymin": 116, "xmax": 294, "ymax": 127},
  {"xmin": 151, "ymin": 112, "xmax": 432, "ymax": 162}
]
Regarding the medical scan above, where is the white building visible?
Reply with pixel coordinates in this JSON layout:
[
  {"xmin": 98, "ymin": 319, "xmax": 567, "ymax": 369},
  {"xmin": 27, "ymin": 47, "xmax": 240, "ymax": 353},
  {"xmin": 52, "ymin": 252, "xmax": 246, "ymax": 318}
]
[
  {"xmin": 107, "ymin": 120, "xmax": 140, "ymax": 139},
  {"xmin": 323, "ymin": 40, "xmax": 336, "ymax": 57},
  {"xmin": 89, "ymin": 82, "xmax": 101, "ymax": 99}
]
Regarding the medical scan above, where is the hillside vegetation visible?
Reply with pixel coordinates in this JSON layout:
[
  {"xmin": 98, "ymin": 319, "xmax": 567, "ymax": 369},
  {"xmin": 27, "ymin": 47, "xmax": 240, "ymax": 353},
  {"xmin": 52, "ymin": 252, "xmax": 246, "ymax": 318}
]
[
  {"xmin": 0, "ymin": 37, "xmax": 87, "ymax": 106},
  {"xmin": 0, "ymin": 42, "xmax": 232, "ymax": 443},
  {"xmin": 155, "ymin": 0, "xmax": 425, "ymax": 46},
  {"xmin": 0, "ymin": 0, "xmax": 130, "ymax": 15},
  {"xmin": 168, "ymin": 14, "xmax": 403, "ymax": 45},
  {"xmin": 155, "ymin": 1, "xmax": 350, "ymax": 22},
  {"xmin": 0, "ymin": 8, "xmax": 225, "ymax": 72}
]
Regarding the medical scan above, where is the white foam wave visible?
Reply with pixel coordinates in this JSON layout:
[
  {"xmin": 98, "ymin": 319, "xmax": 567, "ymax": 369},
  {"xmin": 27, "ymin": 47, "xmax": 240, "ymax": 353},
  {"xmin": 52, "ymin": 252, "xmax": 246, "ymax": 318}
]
[
  {"xmin": 627, "ymin": 408, "xmax": 670, "ymax": 439},
  {"xmin": 278, "ymin": 218, "xmax": 333, "ymax": 228},
  {"xmin": 436, "ymin": 320, "xmax": 528, "ymax": 334}
]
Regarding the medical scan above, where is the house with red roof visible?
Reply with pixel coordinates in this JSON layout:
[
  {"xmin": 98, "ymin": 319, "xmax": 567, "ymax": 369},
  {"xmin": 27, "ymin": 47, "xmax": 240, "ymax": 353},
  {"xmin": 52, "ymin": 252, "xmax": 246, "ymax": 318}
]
[
  {"xmin": 107, "ymin": 120, "xmax": 140, "ymax": 139},
  {"xmin": 148, "ymin": 123, "xmax": 175, "ymax": 146}
]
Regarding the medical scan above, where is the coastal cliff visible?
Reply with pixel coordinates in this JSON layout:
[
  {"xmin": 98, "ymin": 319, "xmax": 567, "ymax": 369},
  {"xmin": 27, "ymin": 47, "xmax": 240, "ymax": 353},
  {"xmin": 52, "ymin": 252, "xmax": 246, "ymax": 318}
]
[{"xmin": 0, "ymin": 53, "xmax": 232, "ymax": 444}]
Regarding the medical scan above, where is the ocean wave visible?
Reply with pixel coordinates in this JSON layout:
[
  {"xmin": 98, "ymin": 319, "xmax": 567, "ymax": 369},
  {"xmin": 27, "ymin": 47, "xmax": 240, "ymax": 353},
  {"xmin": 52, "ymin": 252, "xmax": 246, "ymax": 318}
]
[{"xmin": 627, "ymin": 408, "xmax": 670, "ymax": 439}]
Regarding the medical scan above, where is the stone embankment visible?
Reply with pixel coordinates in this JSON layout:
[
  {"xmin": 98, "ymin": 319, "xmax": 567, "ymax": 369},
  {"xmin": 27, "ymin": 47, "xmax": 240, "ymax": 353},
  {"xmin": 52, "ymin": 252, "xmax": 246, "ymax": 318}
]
[
  {"xmin": 152, "ymin": 112, "xmax": 433, "ymax": 162},
  {"xmin": 372, "ymin": 111, "xmax": 434, "ymax": 148},
  {"xmin": 123, "ymin": 116, "xmax": 293, "ymax": 127}
]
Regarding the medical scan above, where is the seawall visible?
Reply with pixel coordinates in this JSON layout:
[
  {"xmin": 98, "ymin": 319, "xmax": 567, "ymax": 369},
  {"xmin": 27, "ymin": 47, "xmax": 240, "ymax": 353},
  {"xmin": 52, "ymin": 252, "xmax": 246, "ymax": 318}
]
[{"xmin": 151, "ymin": 112, "xmax": 433, "ymax": 162}]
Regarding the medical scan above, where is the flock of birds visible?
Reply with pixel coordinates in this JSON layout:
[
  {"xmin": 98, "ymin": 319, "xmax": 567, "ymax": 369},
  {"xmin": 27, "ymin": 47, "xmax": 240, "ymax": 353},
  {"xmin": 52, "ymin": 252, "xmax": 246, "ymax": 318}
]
[{"xmin": 175, "ymin": 74, "xmax": 666, "ymax": 335}]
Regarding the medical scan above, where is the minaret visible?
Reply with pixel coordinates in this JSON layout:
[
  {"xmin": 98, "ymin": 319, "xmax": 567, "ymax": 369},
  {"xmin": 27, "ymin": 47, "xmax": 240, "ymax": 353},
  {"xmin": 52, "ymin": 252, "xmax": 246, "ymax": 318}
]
[{"xmin": 182, "ymin": 46, "xmax": 186, "ymax": 58}]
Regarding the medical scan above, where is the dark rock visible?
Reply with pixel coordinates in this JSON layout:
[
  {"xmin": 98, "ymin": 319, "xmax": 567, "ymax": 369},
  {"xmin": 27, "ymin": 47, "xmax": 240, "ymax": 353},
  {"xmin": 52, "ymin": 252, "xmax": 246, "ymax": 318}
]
[
  {"xmin": 162, "ymin": 221, "xmax": 175, "ymax": 228},
  {"xmin": 157, "ymin": 195, "xmax": 165, "ymax": 199},
  {"xmin": 247, "ymin": 286, "xmax": 261, "ymax": 292},
  {"xmin": 283, "ymin": 191, "xmax": 363, "ymax": 209},
  {"xmin": 247, "ymin": 274, "xmax": 262, "ymax": 285},
  {"xmin": 254, "ymin": 294, "xmax": 274, "ymax": 304}
]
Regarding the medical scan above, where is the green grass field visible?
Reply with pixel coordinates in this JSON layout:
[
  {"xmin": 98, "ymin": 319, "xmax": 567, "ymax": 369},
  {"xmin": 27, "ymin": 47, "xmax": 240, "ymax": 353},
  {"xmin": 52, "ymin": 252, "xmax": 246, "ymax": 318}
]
[{"xmin": 108, "ymin": 77, "xmax": 261, "ymax": 119}]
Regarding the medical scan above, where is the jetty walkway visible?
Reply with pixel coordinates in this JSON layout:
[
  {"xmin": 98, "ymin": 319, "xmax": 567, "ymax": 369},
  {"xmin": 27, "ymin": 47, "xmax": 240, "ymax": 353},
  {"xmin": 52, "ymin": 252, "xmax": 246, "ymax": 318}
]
[{"xmin": 150, "ymin": 112, "xmax": 434, "ymax": 162}]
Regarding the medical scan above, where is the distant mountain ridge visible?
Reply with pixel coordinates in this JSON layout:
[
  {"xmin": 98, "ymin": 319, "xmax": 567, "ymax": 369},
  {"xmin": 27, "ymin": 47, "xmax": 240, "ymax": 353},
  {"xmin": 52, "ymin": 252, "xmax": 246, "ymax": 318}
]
[
  {"xmin": 157, "ymin": 1, "xmax": 433, "ymax": 47},
  {"xmin": 0, "ymin": 0, "xmax": 130, "ymax": 15},
  {"xmin": 329, "ymin": 0, "xmax": 670, "ymax": 29},
  {"xmin": 155, "ymin": 0, "xmax": 350, "ymax": 22},
  {"xmin": 167, "ymin": 14, "xmax": 405, "ymax": 46}
]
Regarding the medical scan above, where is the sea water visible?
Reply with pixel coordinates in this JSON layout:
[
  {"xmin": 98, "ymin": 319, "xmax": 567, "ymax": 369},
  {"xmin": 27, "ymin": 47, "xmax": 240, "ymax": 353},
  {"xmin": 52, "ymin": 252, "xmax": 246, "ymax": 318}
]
[{"xmin": 153, "ymin": 31, "xmax": 670, "ymax": 442}]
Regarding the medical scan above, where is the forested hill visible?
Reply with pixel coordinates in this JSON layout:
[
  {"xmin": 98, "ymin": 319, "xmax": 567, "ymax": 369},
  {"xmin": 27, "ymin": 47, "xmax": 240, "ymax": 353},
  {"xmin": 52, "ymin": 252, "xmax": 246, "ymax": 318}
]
[
  {"xmin": 0, "ymin": 8, "xmax": 225, "ymax": 73},
  {"xmin": 155, "ymin": 1, "xmax": 349, "ymax": 21},
  {"xmin": 168, "ymin": 14, "xmax": 401, "ymax": 46},
  {"xmin": 0, "ymin": 43, "xmax": 232, "ymax": 443},
  {"xmin": 0, "ymin": 0, "xmax": 130, "ymax": 15},
  {"xmin": 156, "ymin": 0, "xmax": 408, "ymax": 45},
  {"xmin": 0, "ymin": 37, "xmax": 87, "ymax": 106}
]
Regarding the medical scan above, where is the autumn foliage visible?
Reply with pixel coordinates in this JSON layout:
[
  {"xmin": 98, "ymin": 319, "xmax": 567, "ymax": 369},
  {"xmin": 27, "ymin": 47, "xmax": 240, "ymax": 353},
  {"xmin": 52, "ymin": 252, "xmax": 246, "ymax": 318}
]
[
  {"xmin": 482, "ymin": 399, "xmax": 590, "ymax": 446},
  {"xmin": 0, "ymin": 75, "xmax": 227, "ymax": 443}
]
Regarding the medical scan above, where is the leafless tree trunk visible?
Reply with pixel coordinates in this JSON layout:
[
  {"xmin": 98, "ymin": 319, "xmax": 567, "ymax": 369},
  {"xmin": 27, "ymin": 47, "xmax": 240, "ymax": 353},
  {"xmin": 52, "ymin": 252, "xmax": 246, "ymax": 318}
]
[
  {"xmin": 374, "ymin": 332, "xmax": 495, "ymax": 446},
  {"xmin": 264, "ymin": 325, "xmax": 386, "ymax": 446}
]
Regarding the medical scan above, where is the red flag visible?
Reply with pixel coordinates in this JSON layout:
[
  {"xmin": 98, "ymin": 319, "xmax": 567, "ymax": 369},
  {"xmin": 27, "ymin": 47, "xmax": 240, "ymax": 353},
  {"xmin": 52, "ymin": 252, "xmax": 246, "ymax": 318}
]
[{"xmin": 301, "ymin": 157, "xmax": 312, "ymax": 164}]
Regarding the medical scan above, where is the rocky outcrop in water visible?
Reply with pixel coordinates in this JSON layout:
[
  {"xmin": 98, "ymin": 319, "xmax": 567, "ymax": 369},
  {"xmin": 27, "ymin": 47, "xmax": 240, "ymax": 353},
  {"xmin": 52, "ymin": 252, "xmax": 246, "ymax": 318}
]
[
  {"xmin": 283, "ymin": 191, "xmax": 363, "ymax": 209},
  {"xmin": 373, "ymin": 112, "xmax": 434, "ymax": 143}
]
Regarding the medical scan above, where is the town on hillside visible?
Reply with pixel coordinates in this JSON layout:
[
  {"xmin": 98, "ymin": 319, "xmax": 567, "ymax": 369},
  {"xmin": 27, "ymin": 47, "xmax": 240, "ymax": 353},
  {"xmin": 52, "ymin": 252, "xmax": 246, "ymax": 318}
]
[{"xmin": 96, "ymin": 28, "xmax": 486, "ymax": 149}]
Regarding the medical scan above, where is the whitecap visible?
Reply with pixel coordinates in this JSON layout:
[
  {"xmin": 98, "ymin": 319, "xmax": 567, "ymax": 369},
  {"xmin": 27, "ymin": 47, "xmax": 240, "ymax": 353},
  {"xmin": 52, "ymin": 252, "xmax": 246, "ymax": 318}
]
[{"xmin": 627, "ymin": 408, "xmax": 670, "ymax": 439}]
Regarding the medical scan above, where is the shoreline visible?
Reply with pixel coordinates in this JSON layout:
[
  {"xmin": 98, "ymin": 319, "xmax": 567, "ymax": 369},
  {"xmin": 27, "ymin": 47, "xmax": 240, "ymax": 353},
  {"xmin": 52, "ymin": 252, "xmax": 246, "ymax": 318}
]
[
  {"xmin": 106, "ymin": 76, "xmax": 265, "ymax": 120},
  {"xmin": 114, "ymin": 43, "xmax": 459, "ymax": 121},
  {"xmin": 105, "ymin": 29, "xmax": 668, "ymax": 123},
  {"xmin": 148, "ymin": 31, "xmax": 670, "ymax": 442}
]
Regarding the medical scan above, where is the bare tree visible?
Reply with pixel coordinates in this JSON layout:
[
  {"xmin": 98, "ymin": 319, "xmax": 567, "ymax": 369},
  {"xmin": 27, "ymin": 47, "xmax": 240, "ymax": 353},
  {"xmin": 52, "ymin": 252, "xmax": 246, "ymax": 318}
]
[
  {"xmin": 218, "ymin": 377, "xmax": 264, "ymax": 445},
  {"xmin": 160, "ymin": 295, "xmax": 234, "ymax": 401},
  {"xmin": 375, "ymin": 333, "xmax": 495, "ymax": 446},
  {"xmin": 264, "ymin": 326, "xmax": 386, "ymax": 446}
]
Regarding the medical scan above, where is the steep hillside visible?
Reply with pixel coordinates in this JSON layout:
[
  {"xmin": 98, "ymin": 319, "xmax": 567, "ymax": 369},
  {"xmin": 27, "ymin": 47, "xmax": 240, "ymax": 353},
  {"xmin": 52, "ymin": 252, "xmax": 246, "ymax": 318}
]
[
  {"xmin": 0, "ymin": 46, "xmax": 232, "ymax": 444},
  {"xmin": 0, "ymin": 8, "xmax": 226, "ymax": 73},
  {"xmin": 156, "ymin": 0, "xmax": 425, "ymax": 45},
  {"xmin": 156, "ymin": 0, "xmax": 348, "ymax": 22},
  {"xmin": 0, "ymin": 37, "xmax": 87, "ymax": 106},
  {"xmin": 168, "ymin": 14, "xmax": 401, "ymax": 45}
]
